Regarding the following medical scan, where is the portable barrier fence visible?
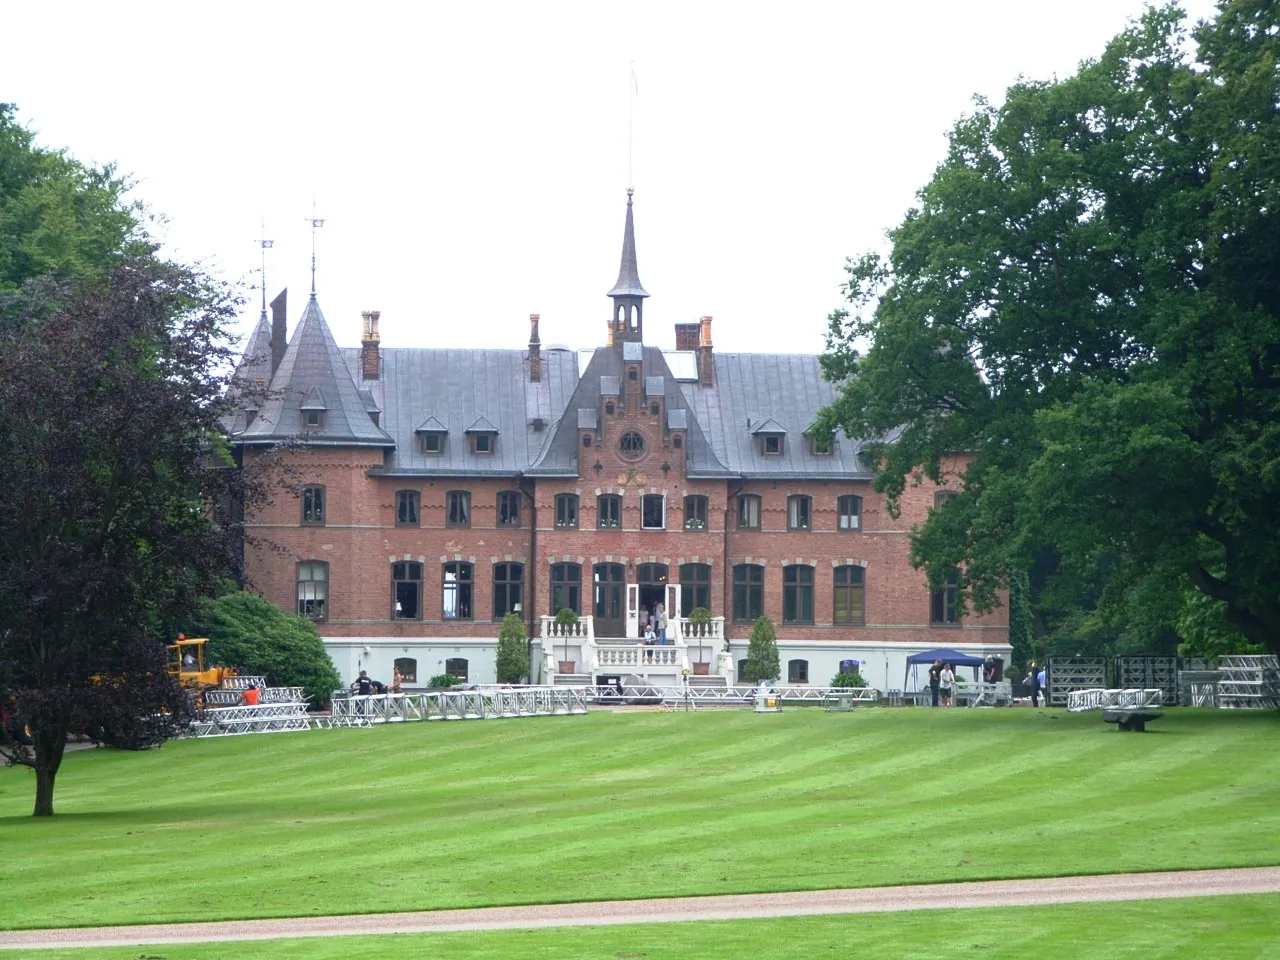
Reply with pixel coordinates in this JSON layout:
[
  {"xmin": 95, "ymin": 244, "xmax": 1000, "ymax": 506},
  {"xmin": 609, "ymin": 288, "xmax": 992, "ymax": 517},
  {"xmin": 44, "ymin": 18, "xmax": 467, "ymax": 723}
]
[
  {"xmin": 1066, "ymin": 688, "xmax": 1163, "ymax": 712},
  {"xmin": 325, "ymin": 687, "xmax": 590, "ymax": 727},
  {"xmin": 536, "ymin": 683, "xmax": 881, "ymax": 706},
  {"xmin": 1046, "ymin": 657, "xmax": 1107, "ymax": 708},
  {"xmin": 954, "ymin": 681, "xmax": 1014, "ymax": 707}
]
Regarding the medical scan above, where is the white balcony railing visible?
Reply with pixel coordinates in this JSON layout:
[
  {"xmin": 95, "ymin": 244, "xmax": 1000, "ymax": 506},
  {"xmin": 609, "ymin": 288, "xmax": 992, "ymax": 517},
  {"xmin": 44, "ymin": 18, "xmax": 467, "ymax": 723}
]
[
  {"xmin": 540, "ymin": 615, "xmax": 595, "ymax": 641},
  {"xmin": 593, "ymin": 643, "xmax": 687, "ymax": 671}
]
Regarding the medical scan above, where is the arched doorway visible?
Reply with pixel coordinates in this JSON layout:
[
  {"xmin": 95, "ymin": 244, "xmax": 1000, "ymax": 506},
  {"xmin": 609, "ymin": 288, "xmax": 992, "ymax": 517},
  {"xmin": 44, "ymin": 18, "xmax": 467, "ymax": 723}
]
[{"xmin": 635, "ymin": 563, "xmax": 668, "ymax": 638}]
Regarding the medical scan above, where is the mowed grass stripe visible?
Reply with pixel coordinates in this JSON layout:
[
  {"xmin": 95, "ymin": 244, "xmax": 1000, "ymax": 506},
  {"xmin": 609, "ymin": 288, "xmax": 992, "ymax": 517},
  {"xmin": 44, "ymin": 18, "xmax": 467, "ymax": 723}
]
[
  {"xmin": 0, "ymin": 708, "xmax": 1277, "ymax": 929},
  {"xmin": 4, "ymin": 895, "xmax": 1280, "ymax": 960}
]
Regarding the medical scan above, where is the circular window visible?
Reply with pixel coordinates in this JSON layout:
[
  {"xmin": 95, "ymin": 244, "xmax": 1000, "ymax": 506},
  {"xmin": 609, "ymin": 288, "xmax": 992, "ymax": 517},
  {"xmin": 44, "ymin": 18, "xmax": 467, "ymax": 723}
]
[{"xmin": 619, "ymin": 431, "xmax": 645, "ymax": 460}]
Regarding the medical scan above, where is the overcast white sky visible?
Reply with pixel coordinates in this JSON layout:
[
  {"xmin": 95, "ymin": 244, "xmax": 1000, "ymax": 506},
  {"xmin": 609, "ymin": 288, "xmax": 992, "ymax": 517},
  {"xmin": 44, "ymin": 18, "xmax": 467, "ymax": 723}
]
[{"xmin": 5, "ymin": 0, "xmax": 1217, "ymax": 357}]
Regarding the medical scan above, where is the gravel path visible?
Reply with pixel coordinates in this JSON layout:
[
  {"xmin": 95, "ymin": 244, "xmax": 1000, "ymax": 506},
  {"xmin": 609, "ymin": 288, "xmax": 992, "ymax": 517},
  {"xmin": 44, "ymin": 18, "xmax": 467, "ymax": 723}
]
[{"xmin": 4, "ymin": 867, "xmax": 1278, "ymax": 950}]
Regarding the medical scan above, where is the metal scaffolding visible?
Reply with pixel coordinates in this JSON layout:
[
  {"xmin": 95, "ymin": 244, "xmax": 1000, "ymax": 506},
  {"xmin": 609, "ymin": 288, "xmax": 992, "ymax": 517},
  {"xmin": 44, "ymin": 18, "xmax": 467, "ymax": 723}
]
[
  {"xmin": 1066, "ymin": 688, "xmax": 1163, "ymax": 712},
  {"xmin": 327, "ymin": 687, "xmax": 591, "ymax": 727},
  {"xmin": 1216, "ymin": 655, "xmax": 1280, "ymax": 710},
  {"xmin": 1046, "ymin": 657, "xmax": 1106, "ymax": 707}
]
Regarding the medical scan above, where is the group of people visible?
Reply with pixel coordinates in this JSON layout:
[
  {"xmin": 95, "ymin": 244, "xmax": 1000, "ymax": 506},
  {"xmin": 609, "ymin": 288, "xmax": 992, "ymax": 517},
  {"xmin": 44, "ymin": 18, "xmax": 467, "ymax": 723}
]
[
  {"xmin": 926, "ymin": 660, "xmax": 958, "ymax": 707},
  {"xmin": 1023, "ymin": 661, "xmax": 1048, "ymax": 707},
  {"xmin": 639, "ymin": 603, "xmax": 669, "ymax": 645},
  {"xmin": 349, "ymin": 666, "xmax": 404, "ymax": 696}
]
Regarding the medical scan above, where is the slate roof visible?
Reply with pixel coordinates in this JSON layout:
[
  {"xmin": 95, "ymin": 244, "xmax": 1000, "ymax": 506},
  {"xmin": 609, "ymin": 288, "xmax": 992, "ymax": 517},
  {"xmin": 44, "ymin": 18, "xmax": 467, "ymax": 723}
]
[
  {"xmin": 606, "ymin": 193, "xmax": 649, "ymax": 299},
  {"xmin": 679, "ymin": 353, "xmax": 873, "ymax": 479},
  {"xmin": 239, "ymin": 297, "xmax": 394, "ymax": 447},
  {"xmin": 349, "ymin": 346, "xmax": 579, "ymax": 476},
  {"xmin": 222, "ymin": 311, "xmax": 274, "ymax": 435}
]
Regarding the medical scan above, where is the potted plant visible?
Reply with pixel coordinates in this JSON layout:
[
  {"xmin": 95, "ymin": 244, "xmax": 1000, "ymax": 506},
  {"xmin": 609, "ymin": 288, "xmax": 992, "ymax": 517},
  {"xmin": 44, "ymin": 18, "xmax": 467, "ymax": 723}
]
[
  {"xmin": 554, "ymin": 608, "xmax": 579, "ymax": 674},
  {"xmin": 688, "ymin": 606, "xmax": 714, "ymax": 674}
]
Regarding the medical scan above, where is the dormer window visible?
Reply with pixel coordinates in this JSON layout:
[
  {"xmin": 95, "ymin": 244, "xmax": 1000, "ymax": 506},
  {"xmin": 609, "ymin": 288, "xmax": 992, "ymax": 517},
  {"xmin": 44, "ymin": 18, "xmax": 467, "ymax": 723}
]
[
  {"xmin": 415, "ymin": 416, "xmax": 448, "ymax": 456},
  {"xmin": 300, "ymin": 387, "xmax": 327, "ymax": 430},
  {"xmin": 809, "ymin": 434, "xmax": 833, "ymax": 456},
  {"xmin": 465, "ymin": 416, "xmax": 498, "ymax": 456},
  {"xmin": 751, "ymin": 417, "xmax": 786, "ymax": 456}
]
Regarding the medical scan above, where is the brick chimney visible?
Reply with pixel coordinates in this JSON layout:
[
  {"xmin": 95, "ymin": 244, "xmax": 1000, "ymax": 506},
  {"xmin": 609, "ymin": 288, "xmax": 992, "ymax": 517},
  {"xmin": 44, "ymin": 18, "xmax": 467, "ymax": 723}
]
[
  {"xmin": 269, "ymin": 289, "xmax": 287, "ymax": 376},
  {"xmin": 698, "ymin": 315, "xmax": 714, "ymax": 387},
  {"xmin": 675, "ymin": 323, "xmax": 699, "ymax": 352},
  {"xmin": 528, "ymin": 313, "xmax": 542, "ymax": 382},
  {"xmin": 361, "ymin": 310, "xmax": 381, "ymax": 381}
]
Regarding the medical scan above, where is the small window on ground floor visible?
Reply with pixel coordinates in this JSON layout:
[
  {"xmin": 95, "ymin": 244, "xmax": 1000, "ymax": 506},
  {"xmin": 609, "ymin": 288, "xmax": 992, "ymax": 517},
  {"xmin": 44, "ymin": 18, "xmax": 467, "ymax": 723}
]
[
  {"xmin": 788, "ymin": 659, "xmax": 809, "ymax": 684},
  {"xmin": 445, "ymin": 657, "xmax": 468, "ymax": 681},
  {"xmin": 394, "ymin": 657, "xmax": 417, "ymax": 683}
]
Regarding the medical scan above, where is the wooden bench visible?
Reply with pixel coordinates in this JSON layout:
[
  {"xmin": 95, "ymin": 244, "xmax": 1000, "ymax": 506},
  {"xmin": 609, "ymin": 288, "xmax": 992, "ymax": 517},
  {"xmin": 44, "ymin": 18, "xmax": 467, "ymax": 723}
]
[{"xmin": 1102, "ymin": 708, "xmax": 1163, "ymax": 732}]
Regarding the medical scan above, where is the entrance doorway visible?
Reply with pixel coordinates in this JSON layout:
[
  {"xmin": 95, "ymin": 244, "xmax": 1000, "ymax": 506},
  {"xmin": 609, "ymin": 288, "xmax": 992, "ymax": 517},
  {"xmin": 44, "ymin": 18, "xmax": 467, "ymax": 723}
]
[
  {"xmin": 594, "ymin": 563, "xmax": 625, "ymax": 638},
  {"xmin": 634, "ymin": 563, "xmax": 667, "ymax": 638}
]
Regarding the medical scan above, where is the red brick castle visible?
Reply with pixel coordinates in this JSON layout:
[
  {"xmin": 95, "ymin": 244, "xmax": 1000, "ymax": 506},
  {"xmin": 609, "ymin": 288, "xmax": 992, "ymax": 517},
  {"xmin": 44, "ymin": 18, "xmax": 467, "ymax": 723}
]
[{"xmin": 230, "ymin": 192, "xmax": 1009, "ymax": 691}]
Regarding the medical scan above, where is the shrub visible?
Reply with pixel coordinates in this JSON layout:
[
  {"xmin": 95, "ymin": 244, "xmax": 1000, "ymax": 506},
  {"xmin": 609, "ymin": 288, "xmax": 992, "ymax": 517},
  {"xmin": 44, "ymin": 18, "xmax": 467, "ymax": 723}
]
[
  {"xmin": 688, "ymin": 606, "xmax": 713, "ymax": 624},
  {"xmin": 196, "ymin": 591, "xmax": 342, "ymax": 707},
  {"xmin": 742, "ymin": 616, "xmax": 780, "ymax": 684},
  {"xmin": 830, "ymin": 670, "xmax": 869, "ymax": 688},
  {"xmin": 554, "ymin": 608, "xmax": 580, "ymax": 626},
  {"xmin": 428, "ymin": 674, "xmax": 462, "ymax": 688},
  {"xmin": 495, "ymin": 613, "xmax": 528, "ymax": 684}
]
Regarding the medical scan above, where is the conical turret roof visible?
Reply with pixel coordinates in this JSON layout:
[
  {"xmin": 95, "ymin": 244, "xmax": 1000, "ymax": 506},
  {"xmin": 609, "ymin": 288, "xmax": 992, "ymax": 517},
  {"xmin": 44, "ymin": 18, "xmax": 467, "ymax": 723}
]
[
  {"xmin": 606, "ymin": 189, "xmax": 649, "ymax": 299},
  {"xmin": 240, "ymin": 296, "xmax": 394, "ymax": 446}
]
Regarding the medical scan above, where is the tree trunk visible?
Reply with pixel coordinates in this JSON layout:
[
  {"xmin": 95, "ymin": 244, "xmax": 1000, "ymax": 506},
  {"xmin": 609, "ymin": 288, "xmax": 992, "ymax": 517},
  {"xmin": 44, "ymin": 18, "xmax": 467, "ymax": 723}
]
[{"xmin": 31, "ymin": 723, "xmax": 68, "ymax": 817}]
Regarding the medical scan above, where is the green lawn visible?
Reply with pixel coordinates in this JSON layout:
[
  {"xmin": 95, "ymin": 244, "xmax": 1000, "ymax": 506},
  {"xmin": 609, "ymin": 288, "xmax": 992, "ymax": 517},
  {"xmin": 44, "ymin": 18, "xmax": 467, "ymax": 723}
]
[
  {"xmin": 0, "ymin": 708, "xmax": 1277, "ymax": 930},
  {"xmin": 6, "ymin": 896, "xmax": 1280, "ymax": 960}
]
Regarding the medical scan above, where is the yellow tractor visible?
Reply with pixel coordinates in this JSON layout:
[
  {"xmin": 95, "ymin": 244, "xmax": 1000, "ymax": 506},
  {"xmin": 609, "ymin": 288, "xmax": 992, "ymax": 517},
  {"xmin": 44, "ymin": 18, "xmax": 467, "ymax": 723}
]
[{"xmin": 167, "ymin": 636, "xmax": 237, "ymax": 689}]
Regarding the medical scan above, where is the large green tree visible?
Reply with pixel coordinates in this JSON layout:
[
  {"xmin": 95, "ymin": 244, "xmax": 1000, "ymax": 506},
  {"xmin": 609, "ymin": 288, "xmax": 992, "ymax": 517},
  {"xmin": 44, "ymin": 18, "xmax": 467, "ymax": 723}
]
[
  {"xmin": 817, "ymin": 1, "xmax": 1280, "ymax": 656},
  {"xmin": 0, "ymin": 109, "xmax": 263, "ymax": 815},
  {"xmin": 0, "ymin": 104, "xmax": 139, "ymax": 290}
]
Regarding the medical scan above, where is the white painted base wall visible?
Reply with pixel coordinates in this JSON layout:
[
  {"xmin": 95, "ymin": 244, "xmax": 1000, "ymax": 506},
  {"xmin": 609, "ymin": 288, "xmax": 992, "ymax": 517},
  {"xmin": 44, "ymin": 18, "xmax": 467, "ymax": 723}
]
[{"xmin": 323, "ymin": 635, "xmax": 1012, "ymax": 693}]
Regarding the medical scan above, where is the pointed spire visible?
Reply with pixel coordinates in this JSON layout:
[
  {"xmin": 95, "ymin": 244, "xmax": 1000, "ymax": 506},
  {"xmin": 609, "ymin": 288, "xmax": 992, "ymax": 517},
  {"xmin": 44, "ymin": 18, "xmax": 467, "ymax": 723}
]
[{"xmin": 607, "ymin": 188, "xmax": 649, "ymax": 299}]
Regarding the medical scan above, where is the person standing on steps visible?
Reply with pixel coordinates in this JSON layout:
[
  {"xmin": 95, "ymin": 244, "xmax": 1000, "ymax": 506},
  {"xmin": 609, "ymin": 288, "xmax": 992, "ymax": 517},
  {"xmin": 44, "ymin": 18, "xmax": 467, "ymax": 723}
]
[{"xmin": 656, "ymin": 602, "xmax": 668, "ymax": 644}]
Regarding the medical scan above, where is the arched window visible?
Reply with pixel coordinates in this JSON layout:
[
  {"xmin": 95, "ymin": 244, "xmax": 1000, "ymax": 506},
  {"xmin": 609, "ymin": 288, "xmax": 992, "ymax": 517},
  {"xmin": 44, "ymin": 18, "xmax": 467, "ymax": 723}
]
[
  {"xmin": 555, "ymin": 494, "xmax": 578, "ymax": 529},
  {"xmin": 788, "ymin": 659, "xmax": 809, "ymax": 684},
  {"xmin": 493, "ymin": 562, "xmax": 523, "ymax": 619},
  {"xmin": 394, "ymin": 657, "xmax": 417, "ymax": 683},
  {"xmin": 732, "ymin": 564, "xmax": 764, "ymax": 622},
  {"xmin": 396, "ymin": 490, "xmax": 420, "ymax": 526},
  {"xmin": 683, "ymin": 495, "xmax": 708, "ymax": 530},
  {"xmin": 597, "ymin": 494, "xmax": 621, "ymax": 528},
  {"xmin": 393, "ymin": 561, "xmax": 422, "ymax": 620},
  {"xmin": 550, "ymin": 562, "xmax": 581, "ymax": 615},
  {"xmin": 833, "ymin": 565, "xmax": 866, "ymax": 625},
  {"xmin": 442, "ymin": 562, "xmax": 473, "ymax": 620},
  {"xmin": 445, "ymin": 657, "xmax": 469, "ymax": 681},
  {"xmin": 446, "ymin": 490, "xmax": 471, "ymax": 528},
  {"xmin": 837, "ymin": 495, "xmax": 862, "ymax": 531},
  {"xmin": 301, "ymin": 485, "xmax": 325, "ymax": 525},
  {"xmin": 783, "ymin": 564, "xmax": 814, "ymax": 623},
  {"xmin": 787, "ymin": 495, "xmax": 811, "ymax": 531},
  {"xmin": 297, "ymin": 561, "xmax": 328, "ymax": 621},
  {"xmin": 679, "ymin": 563, "xmax": 711, "ymax": 616},
  {"xmin": 931, "ymin": 568, "xmax": 961, "ymax": 624}
]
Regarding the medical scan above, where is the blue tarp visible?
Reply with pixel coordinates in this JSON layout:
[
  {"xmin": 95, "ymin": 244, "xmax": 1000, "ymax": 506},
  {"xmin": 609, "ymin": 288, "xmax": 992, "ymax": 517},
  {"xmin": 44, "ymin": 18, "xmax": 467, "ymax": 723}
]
[
  {"xmin": 905, "ymin": 648, "xmax": 987, "ymax": 667},
  {"xmin": 904, "ymin": 648, "xmax": 988, "ymax": 690}
]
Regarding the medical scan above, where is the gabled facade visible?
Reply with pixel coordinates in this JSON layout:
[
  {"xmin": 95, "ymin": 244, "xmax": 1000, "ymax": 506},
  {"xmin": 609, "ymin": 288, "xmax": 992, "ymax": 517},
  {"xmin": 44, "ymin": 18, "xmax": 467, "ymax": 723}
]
[{"xmin": 233, "ymin": 194, "xmax": 1008, "ymax": 692}]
